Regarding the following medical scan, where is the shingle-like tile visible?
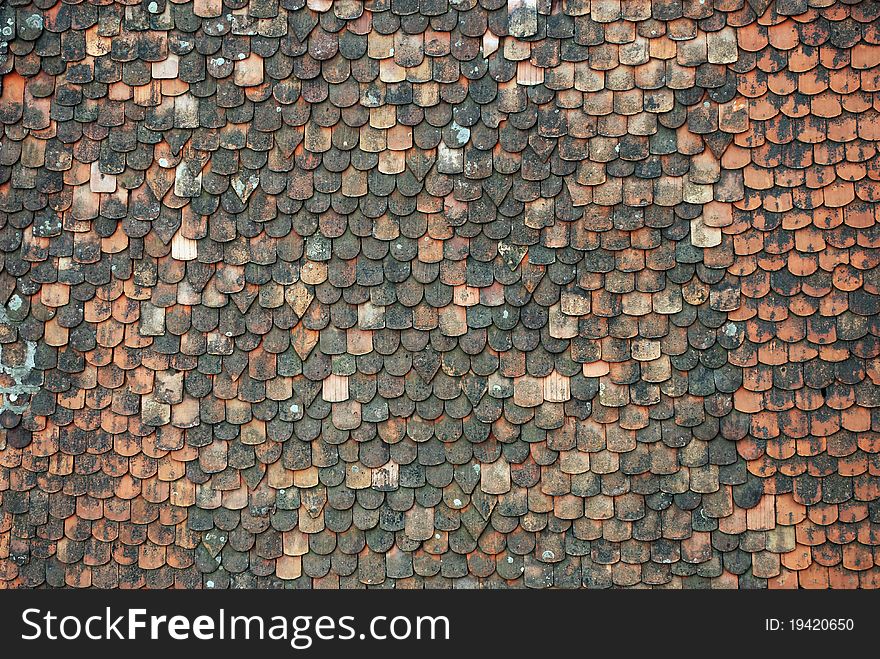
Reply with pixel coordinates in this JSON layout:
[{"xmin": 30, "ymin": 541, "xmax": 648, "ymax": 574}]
[{"xmin": 0, "ymin": 0, "xmax": 877, "ymax": 589}]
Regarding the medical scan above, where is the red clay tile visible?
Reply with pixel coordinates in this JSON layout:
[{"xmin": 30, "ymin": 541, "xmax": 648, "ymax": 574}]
[{"xmin": 0, "ymin": 0, "xmax": 877, "ymax": 592}]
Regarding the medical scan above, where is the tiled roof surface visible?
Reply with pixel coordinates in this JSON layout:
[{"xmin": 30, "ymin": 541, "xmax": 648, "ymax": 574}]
[{"xmin": 0, "ymin": 0, "xmax": 878, "ymax": 588}]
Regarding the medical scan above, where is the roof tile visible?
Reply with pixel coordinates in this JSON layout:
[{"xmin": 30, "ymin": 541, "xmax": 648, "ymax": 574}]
[{"xmin": 0, "ymin": 0, "xmax": 877, "ymax": 590}]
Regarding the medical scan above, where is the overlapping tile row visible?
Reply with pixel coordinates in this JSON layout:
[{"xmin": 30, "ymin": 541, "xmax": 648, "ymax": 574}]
[
  {"xmin": 724, "ymin": 0, "xmax": 880, "ymax": 588},
  {"xmin": 0, "ymin": 0, "xmax": 877, "ymax": 589}
]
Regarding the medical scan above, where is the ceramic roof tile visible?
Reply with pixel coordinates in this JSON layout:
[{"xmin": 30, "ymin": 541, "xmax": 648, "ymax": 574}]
[{"xmin": 0, "ymin": 0, "xmax": 877, "ymax": 590}]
